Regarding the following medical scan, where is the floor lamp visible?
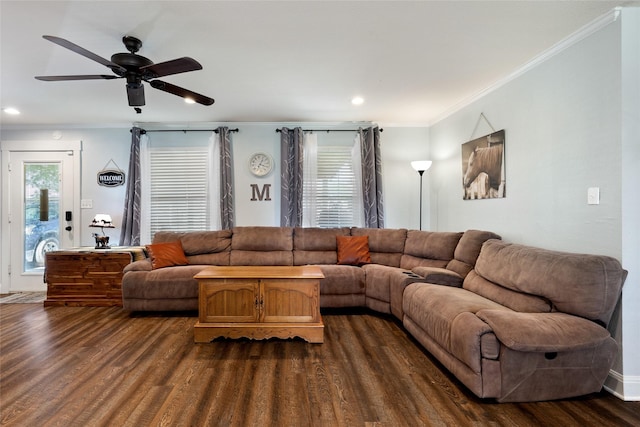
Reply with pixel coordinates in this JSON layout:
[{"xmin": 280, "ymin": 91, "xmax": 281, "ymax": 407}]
[{"xmin": 411, "ymin": 160, "xmax": 432, "ymax": 230}]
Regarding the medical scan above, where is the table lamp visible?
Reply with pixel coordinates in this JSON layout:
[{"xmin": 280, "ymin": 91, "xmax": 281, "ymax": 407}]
[{"xmin": 89, "ymin": 214, "xmax": 115, "ymax": 249}]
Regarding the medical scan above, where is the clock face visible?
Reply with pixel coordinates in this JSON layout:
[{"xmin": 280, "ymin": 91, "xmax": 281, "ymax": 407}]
[{"xmin": 249, "ymin": 152, "xmax": 273, "ymax": 177}]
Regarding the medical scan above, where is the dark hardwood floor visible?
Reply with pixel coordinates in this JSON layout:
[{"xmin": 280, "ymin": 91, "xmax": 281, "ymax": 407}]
[{"xmin": 1, "ymin": 303, "xmax": 638, "ymax": 427}]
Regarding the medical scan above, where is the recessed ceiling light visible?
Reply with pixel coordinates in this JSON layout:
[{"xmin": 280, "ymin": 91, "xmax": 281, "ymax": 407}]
[
  {"xmin": 3, "ymin": 107, "xmax": 20, "ymax": 115},
  {"xmin": 351, "ymin": 97, "xmax": 364, "ymax": 106},
  {"xmin": 184, "ymin": 98, "xmax": 196, "ymax": 104}
]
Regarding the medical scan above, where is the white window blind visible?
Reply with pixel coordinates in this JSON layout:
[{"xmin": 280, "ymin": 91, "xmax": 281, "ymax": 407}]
[
  {"xmin": 304, "ymin": 144, "xmax": 361, "ymax": 228},
  {"xmin": 148, "ymin": 148, "xmax": 209, "ymax": 236}
]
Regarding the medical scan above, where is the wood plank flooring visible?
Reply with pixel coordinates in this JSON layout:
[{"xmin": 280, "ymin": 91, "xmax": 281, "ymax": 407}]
[{"xmin": 1, "ymin": 304, "xmax": 639, "ymax": 427}]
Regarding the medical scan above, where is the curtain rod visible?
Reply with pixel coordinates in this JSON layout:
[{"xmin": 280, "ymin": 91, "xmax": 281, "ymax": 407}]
[
  {"xmin": 275, "ymin": 128, "xmax": 383, "ymax": 133},
  {"xmin": 134, "ymin": 128, "xmax": 239, "ymax": 134}
]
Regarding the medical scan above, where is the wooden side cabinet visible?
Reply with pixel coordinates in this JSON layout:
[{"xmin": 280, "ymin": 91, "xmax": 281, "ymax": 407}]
[{"xmin": 44, "ymin": 248, "xmax": 140, "ymax": 307}]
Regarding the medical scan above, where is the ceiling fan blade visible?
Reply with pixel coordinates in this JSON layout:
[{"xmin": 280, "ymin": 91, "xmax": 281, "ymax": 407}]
[
  {"xmin": 35, "ymin": 74, "xmax": 120, "ymax": 81},
  {"xmin": 141, "ymin": 57, "xmax": 202, "ymax": 78},
  {"xmin": 127, "ymin": 84, "xmax": 145, "ymax": 107},
  {"xmin": 149, "ymin": 80, "xmax": 214, "ymax": 106},
  {"xmin": 42, "ymin": 35, "xmax": 126, "ymax": 74}
]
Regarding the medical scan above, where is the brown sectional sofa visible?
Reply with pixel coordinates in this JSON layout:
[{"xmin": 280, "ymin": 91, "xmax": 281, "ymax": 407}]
[{"xmin": 121, "ymin": 226, "xmax": 626, "ymax": 402}]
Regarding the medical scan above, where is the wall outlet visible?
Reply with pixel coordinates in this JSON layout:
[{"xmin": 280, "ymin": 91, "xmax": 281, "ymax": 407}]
[
  {"xmin": 81, "ymin": 199, "xmax": 93, "ymax": 209},
  {"xmin": 587, "ymin": 187, "xmax": 600, "ymax": 205}
]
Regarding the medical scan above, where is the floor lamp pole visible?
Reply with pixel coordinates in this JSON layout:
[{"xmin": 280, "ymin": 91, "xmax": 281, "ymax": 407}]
[
  {"xmin": 411, "ymin": 160, "xmax": 432, "ymax": 231},
  {"xmin": 418, "ymin": 170, "xmax": 424, "ymax": 230}
]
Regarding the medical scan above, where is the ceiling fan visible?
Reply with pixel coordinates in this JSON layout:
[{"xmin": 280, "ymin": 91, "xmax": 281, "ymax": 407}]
[{"xmin": 35, "ymin": 35, "xmax": 215, "ymax": 112}]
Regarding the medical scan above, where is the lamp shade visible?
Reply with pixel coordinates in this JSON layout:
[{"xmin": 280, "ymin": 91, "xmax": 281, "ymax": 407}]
[
  {"xmin": 91, "ymin": 214, "xmax": 114, "ymax": 227},
  {"xmin": 411, "ymin": 160, "xmax": 432, "ymax": 172}
]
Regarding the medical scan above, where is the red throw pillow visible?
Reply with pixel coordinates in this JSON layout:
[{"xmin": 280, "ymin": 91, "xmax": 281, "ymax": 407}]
[
  {"xmin": 337, "ymin": 235, "xmax": 371, "ymax": 266},
  {"xmin": 145, "ymin": 240, "xmax": 189, "ymax": 269}
]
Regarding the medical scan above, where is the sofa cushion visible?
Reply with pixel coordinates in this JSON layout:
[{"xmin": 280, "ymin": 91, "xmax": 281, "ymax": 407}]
[
  {"xmin": 446, "ymin": 229, "xmax": 502, "ymax": 277},
  {"xmin": 152, "ymin": 230, "xmax": 232, "ymax": 265},
  {"xmin": 474, "ymin": 239, "xmax": 626, "ymax": 326},
  {"xmin": 230, "ymin": 226, "xmax": 293, "ymax": 266},
  {"xmin": 316, "ymin": 265, "xmax": 365, "ymax": 296},
  {"xmin": 362, "ymin": 264, "xmax": 419, "ymax": 318},
  {"xmin": 145, "ymin": 241, "xmax": 189, "ymax": 269},
  {"xmin": 403, "ymin": 283, "xmax": 508, "ymax": 373},
  {"xmin": 403, "ymin": 284, "xmax": 508, "ymax": 351},
  {"xmin": 230, "ymin": 250, "xmax": 293, "ymax": 266},
  {"xmin": 463, "ymin": 271, "xmax": 552, "ymax": 313},
  {"xmin": 231, "ymin": 226, "xmax": 293, "ymax": 251},
  {"xmin": 294, "ymin": 227, "xmax": 351, "ymax": 250},
  {"xmin": 180, "ymin": 230, "xmax": 232, "ymax": 255},
  {"xmin": 361, "ymin": 263, "xmax": 393, "ymax": 302},
  {"xmin": 293, "ymin": 227, "xmax": 350, "ymax": 265},
  {"xmin": 351, "ymin": 227, "xmax": 406, "ymax": 267},
  {"xmin": 337, "ymin": 235, "xmax": 371, "ymax": 266},
  {"xmin": 400, "ymin": 231, "xmax": 462, "ymax": 270},
  {"xmin": 122, "ymin": 265, "xmax": 205, "ymax": 300},
  {"xmin": 186, "ymin": 252, "xmax": 231, "ymax": 266}
]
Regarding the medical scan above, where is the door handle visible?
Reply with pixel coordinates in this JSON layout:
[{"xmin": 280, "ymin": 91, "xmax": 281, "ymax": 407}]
[{"xmin": 65, "ymin": 211, "xmax": 72, "ymax": 231}]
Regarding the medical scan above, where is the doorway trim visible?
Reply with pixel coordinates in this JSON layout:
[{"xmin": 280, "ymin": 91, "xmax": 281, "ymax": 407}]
[{"xmin": 1, "ymin": 140, "xmax": 82, "ymax": 293}]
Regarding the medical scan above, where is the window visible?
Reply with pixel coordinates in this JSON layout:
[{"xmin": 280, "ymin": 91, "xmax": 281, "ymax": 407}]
[
  {"xmin": 146, "ymin": 147, "xmax": 210, "ymax": 239},
  {"xmin": 303, "ymin": 133, "xmax": 364, "ymax": 228}
]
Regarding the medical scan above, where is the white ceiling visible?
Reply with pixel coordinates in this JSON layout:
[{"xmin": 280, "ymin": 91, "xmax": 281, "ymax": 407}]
[{"xmin": 0, "ymin": 1, "xmax": 632, "ymax": 128}]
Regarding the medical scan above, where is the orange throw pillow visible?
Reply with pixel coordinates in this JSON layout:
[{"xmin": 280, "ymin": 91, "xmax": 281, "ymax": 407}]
[
  {"xmin": 145, "ymin": 240, "xmax": 189, "ymax": 269},
  {"xmin": 337, "ymin": 235, "xmax": 371, "ymax": 266}
]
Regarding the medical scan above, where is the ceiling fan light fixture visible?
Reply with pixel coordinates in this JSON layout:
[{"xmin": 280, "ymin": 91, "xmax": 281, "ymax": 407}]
[
  {"xmin": 351, "ymin": 96, "xmax": 364, "ymax": 106},
  {"xmin": 184, "ymin": 97, "xmax": 196, "ymax": 104}
]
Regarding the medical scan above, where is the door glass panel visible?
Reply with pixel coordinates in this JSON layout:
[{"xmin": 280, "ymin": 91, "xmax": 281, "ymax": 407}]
[{"xmin": 24, "ymin": 163, "xmax": 60, "ymax": 273}]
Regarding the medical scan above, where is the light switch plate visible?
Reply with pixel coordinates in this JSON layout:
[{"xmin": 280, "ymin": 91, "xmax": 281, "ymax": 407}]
[
  {"xmin": 81, "ymin": 199, "xmax": 93, "ymax": 209},
  {"xmin": 587, "ymin": 187, "xmax": 600, "ymax": 205}
]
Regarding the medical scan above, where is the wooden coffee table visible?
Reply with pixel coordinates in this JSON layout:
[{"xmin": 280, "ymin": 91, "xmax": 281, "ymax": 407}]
[{"xmin": 193, "ymin": 266, "xmax": 324, "ymax": 343}]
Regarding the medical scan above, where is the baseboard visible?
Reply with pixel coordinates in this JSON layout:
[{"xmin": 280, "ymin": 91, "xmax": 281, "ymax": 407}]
[{"xmin": 604, "ymin": 369, "xmax": 640, "ymax": 401}]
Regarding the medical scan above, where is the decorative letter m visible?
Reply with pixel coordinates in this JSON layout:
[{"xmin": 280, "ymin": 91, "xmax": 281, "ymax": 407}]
[{"xmin": 250, "ymin": 184, "xmax": 272, "ymax": 201}]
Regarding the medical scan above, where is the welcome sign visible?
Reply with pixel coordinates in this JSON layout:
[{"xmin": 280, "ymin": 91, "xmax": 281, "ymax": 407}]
[
  {"xmin": 97, "ymin": 170, "xmax": 125, "ymax": 187},
  {"xmin": 98, "ymin": 159, "xmax": 125, "ymax": 187}
]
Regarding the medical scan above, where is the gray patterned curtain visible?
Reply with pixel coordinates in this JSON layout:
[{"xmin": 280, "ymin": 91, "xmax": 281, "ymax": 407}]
[
  {"xmin": 359, "ymin": 126, "xmax": 385, "ymax": 228},
  {"xmin": 120, "ymin": 127, "xmax": 142, "ymax": 245},
  {"xmin": 217, "ymin": 127, "xmax": 234, "ymax": 229},
  {"xmin": 280, "ymin": 127, "xmax": 304, "ymax": 227}
]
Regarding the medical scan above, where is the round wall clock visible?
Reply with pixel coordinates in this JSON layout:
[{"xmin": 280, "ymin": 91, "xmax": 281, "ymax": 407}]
[{"xmin": 249, "ymin": 152, "xmax": 274, "ymax": 177}]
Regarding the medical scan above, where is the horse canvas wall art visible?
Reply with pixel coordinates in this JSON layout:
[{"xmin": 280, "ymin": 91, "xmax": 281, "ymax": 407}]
[{"xmin": 462, "ymin": 130, "xmax": 505, "ymax": 200}]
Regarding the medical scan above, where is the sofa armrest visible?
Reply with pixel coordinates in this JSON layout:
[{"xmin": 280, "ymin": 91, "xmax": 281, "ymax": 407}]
[
  {"xmin": 411, "ymin": 266, "xmax": 463, "ymax": 288},
  {"xmin": 476, "ymin": 309, "xmax": 612, "ymax": 352},
  {"xmin": 123, "ymin": 259, "xmax": 152, "ymax": 273}
]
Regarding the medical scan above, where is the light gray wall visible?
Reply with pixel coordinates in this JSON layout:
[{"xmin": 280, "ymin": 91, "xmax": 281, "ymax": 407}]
[
  {"xmin": 381, "ymin": 127, "xmax": 431, "ymax": 230},
  {"xmin": 0, "ymin": 124, "xmax": 429, "ymax": 247},
  {"xmin": 429, "ymin": 21, "xmax": 622, "ymax": 254},
  {"xmin": 428, "ymin": 10, "xmax": 639, "ymax": 399}
]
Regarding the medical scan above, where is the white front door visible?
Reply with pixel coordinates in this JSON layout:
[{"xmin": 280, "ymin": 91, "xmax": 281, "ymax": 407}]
[{"xmin": 1, "ymin": 142, "xmax": 80, "ymax": 292}]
